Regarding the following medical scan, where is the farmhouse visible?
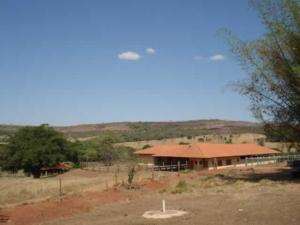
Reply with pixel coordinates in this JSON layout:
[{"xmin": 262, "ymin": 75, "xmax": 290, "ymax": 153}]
[{"xmin": 135, "ymin": 143, "xmax": 279, "ymax": 170}]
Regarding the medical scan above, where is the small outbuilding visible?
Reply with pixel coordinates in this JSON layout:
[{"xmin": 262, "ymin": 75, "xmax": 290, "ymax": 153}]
[
  {"xmin": 135, "ymin": 143, "xmax": 279, "ymax": 170},
  {"xmin": 40, "ymin": 162, "xmax": 73, "ymax": 176}
]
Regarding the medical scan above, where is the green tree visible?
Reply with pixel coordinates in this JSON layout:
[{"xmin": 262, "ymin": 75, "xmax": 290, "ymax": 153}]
[
  {"xmin": 2, "ymin": 125, "xmax": 73, "ymax": 178},
  {"xmin": 223, "ymin": 0, "xmax": 300, "ymax": 143},
  {"xmin": 0, "ymin": 144, "xmax": 7, "ymax": 169},
  {"xmin": 96, "ymin": 137, "xmax": 118, "ymax": 165}
]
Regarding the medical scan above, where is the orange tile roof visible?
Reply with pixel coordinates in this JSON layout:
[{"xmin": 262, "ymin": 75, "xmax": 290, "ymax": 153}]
[{"xmin": 135, "ymin": 143, "xmax": 279, "ymax": 159}]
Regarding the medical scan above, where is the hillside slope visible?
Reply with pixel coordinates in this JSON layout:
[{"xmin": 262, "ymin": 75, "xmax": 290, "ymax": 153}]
[{"xmin": 0, "ymin": 120, "xmax": 263, "ymax": 143}]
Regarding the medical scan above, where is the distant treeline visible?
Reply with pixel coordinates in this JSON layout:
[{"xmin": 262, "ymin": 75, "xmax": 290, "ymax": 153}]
[
  {"xmin": 0, "ymin": 120, "xmax": 263, "ymax": 143},
  {"xmin": 69, "ymin": 122, "xmax": 263, "ymax": 142}
]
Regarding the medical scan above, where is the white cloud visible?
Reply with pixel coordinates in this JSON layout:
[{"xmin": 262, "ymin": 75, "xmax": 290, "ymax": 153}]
[
  {"xmin": 118, "ymin": 51, "xmax": 141, "ymax": 61},
  {"xmin": 209, "ymin": 54, "xmax": 225, "ymax": 61},
  {"xmin": 146, "ymin": 48, "xmax": 156, "ymax": 54}
]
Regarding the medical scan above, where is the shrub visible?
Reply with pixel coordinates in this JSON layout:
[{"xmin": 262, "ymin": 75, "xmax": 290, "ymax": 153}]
[
  {"xmin": 127, "ymin": 165, "xmax": 136, "ymax": 188},
  {"xmin": 142, "ymin": 144, "xmax": 152, "ymax": 149},
  {"xmin": 73, "ymin": 163, "xmax": 81, "ymax": 169},
  {"xmin": 171, "ymin": 180, "xmax": 189, "ymax": 194},
  {"xmin": 225, "ymin": 139, "xmax": 232, "ymax": 144},
  {"xmin": 198, "ymin": 138, "xmax": 204, "ymax": 142}
]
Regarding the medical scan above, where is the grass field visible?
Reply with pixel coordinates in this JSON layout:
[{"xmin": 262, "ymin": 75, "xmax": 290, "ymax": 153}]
[
  {"xmin": 115, "ymin": 133, "xmax": 266, "ymax": 149},
  {"xmin": 1, "ymin": 164, "xmax": 299, "ymax": 225},
  {"xmin": 0, "ymin": 166, "xmax": 164, "ymax": 207}
]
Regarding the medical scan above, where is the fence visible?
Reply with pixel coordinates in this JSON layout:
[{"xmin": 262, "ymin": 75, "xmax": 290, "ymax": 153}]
[
  {"xmin": 153, "ymin": 163, "xmax": 189, "ymax": 171},
  {"xmin": 79, "ymin": 162, "xmax": 130, "ymax": 172},
  {"xmin": 245, "ymin": 154, "xmax": 300, "ymax": 166},
  {"xmin": 79, "ymin": 161, "xmax": 189, "ymax": 172}
]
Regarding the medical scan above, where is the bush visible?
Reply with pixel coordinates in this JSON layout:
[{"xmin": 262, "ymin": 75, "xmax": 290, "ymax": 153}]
[
  {"xmin": 73, "ymin": 162, "xmax": 81, "ymax": 169},
  {"xmin": 127, "ymin": 165, "xmax": 136, "ymax": 188},
  {"xmin": 225, "ymin": 139, "xmax": 232, "ymax": 144},
  {"xmin": 171, "ymin": 180, "xmax": 189, "ymax": 194},
  {"xmin": 142, "ymin": 144, "xmax": 152, "ymax": 149},
  {"xmin": 198, "ymin": 138, "xmax": 204, "ymax": 142}
]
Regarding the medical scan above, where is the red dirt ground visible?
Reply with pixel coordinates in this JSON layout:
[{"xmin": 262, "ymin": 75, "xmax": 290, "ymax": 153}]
[
  {"xmin": 4, "ymin": 189, "xmax": 126, "ymax": 225},
  {"xmin": 141, "ymin": 179, "xmax": 168, "ymax": 191},
  {"xmin": 3, "ymin": 177, "xmax": 170, "ymax": 225},
  {"xmin": 3, "ymin": 164, "xmax": 296, "ymax": 225}
]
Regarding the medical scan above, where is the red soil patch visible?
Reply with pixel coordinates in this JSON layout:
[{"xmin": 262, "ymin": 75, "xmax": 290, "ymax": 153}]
[
  {"xmin": 141, "ymin": 179, "xmax": 168, "ymax": 191},
  {"xmin": 4, "ymin": 189, "xmax": 125, "ymax": 225},
  {"xmin": 0, "ymin": 214, "xmax": 10, "ymax": 223},
  {"xmin": 85, "ymin": 189, "xmax": 126, "ymax": 204}
]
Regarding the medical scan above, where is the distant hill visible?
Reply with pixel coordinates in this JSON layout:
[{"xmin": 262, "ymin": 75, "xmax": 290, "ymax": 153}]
[
  {"xmin": 0, "ymin": 119, "xmax": 263, "ymax": 143},
  {"xmin": 0, "ymin": 125, "xmax": 23, "ymax": 136}
]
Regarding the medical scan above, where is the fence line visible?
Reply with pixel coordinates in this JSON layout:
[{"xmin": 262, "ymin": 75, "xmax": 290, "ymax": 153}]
[
  {"xmin": 245, "ymin": 154, "xmax": 300, "ymax": 166},
  {"xmin": 79, "ymin": 161, "xmax": 189, "ymax": 172},
  {"xmin": 79, "ymin": 162, "xmax": 130, "ymax": 172},
  {"xmin": 153, "ymin": 163, "xmax": 189, "ymax": 171}
]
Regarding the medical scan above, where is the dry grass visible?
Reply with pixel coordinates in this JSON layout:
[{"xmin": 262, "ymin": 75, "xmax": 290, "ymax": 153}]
[
  {"xmin": 115, "ymin": 133, "xmax": 266, "ymax": 149},
  {"xmin": 0, "ymin": 171, "xmax": 102, "ymax": 206},
  {"xmin": 0, "ymin": 164, "xmax": 295, "ymax": 208},
  {"xmin": 157, "ymin": 165, "xmax": 294, "ymax": 195},
  {"xmin": 2, "ymin": 164, "xmax": 300, "ymax": 225},
  {"xmin": 0, "ymin": 167, "xmax": 171, "ymax": 207},
  {"xmin": 38, "ymin": 165, "xmax": 300, "ymax": 225}
]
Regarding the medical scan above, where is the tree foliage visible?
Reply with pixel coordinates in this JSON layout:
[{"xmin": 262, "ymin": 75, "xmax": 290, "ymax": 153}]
[
  {"xmin": 1, "ymin": 125, "xmax": 75, "ymax": 178},
  {"xmin": 222, "ymin": 0, "xmax": 300, "ymax": 143},
  {"xmin": 77, "ymin": 137, "xmax": 136, "ymax": 163},
  {"xmin": 0, "ymin": 144, "xmax": 7, "ymax": 167}
]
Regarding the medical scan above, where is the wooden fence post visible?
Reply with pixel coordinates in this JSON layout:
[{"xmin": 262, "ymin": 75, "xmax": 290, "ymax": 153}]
[
  {"xmin": 58, "ymin": 177, "xmax": 63, "ymax": 202},
  {"xmin": 106, "ymin": 180, "xmax": 109, "ymax": 191},
  {"xmin": 114, "ymin": 170, "xmax": 118, "ymax": 186},
  {"xmin": 152, "ymin": 167, "xmax": 154, "ymax": 181}
]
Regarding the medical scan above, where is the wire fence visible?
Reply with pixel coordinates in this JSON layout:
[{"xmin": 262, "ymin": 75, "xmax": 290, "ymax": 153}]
[
  {"xmin": 79, "ymin": 162, "xmax": 131, "ymax": 172},
  {"xmin": 153, "ymin": 163, "xmax": 189, "ymax": 171},
  {"xmin": 79, "ymin": 161, "xmax": 190, "ymax": 172},
  {"xmin": 245, "ymin": 154, "xmax": 300, "ymax": 166}
]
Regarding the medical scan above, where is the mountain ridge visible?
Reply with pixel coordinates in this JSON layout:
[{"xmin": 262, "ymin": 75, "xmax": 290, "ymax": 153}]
[{"xmin": 0, "ymin": 119, "xmax": 263, "ymax": 141}]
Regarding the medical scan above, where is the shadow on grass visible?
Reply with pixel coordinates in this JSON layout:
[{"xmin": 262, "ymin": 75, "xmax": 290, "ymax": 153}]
[{"xmin": 215, "ymin": 167, "xmax": 300, "ymax": 184}]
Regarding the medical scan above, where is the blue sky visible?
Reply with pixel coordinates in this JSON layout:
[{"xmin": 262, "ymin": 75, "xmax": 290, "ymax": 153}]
[{"xmin": 0, "ymin": 0, "xmax": 265, "ymax": 126}]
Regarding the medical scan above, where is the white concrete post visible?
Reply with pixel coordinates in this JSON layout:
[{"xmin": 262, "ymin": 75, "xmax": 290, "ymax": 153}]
[{"xmin": 162, "ymin": 199, "xmax": 166, "ymax": 213}]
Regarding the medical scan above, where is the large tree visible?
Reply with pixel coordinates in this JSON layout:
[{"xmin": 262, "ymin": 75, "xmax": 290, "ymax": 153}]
[
  {"xmin": 223, "ymin": 0, "xmax": 300, "ymax": 143},
  {"xmin": 1, "ymin": 125, "xmax": 74, "ymax": 178}
]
